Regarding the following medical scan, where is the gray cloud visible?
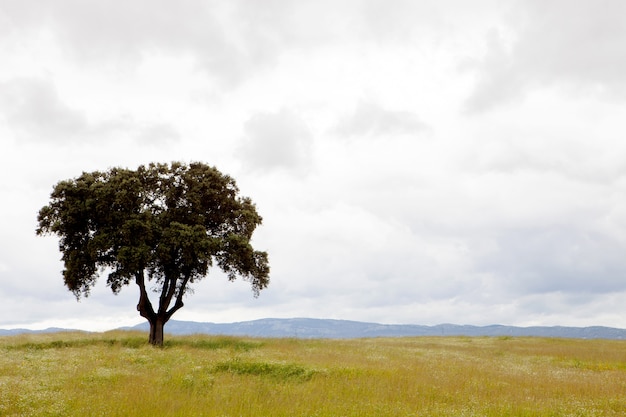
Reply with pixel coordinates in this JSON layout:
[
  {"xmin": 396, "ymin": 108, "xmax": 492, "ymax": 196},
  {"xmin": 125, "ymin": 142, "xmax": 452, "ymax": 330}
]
[
  {"xmin": 476, "ymin": 226, "xmax": 626, "ymax": 296},
  {"xmin": 0, "ymin": 0, "xmax": 250, "ymax": 85},
  {"xmin": 0, "ymin": 78, "xmax": 91, "ymax": 143},
  {"xmin": 0, "ymin": 1, "xmax": 212, "ymax": 57},
  {"xmin": 0, "ymin": 0, "xmax": 467, "ymax": 88},
  {"xmin": 466, "ymin": 0, "xmax": 626, "ymax": 112},
  {"xmin": 0, "ymin": 77, "xmax": 179, "ymax": 146},
  {"xmin": 239, "ymin": 109, "xmax": 313, "ymax": 174},
  {"xmin": 135, "ymin": 123, "xmax": 181, "ymax": 146},
  {"xmin": 463, "ymin": 30, "xmax": 527, "ymax": 113},
  {"xmin": 336, "ymin": 101, "xmax": 430, "ymax": 138},
  {"xmin": 0, "ymin": 0, "xmax": 301, "ymax": 86},
  {"xmin": 460, "ymin": 127, "xmax": 626, "ymax": 185}
]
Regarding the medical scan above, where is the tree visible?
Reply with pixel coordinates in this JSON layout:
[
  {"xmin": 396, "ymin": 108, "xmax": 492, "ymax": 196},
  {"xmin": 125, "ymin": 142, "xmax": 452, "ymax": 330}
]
[{"xmin": 36, "ymin": 162, "xmax": 269, "ymax": 346}]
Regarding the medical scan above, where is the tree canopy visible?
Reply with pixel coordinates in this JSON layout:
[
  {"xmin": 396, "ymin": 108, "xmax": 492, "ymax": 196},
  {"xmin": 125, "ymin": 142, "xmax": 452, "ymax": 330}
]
[{"xmin": 37, "ymin": 162, "xmax": 269, "ymax": 345}]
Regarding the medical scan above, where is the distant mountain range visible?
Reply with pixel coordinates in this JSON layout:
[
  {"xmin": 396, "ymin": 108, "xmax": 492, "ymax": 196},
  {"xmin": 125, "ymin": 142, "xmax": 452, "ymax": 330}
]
[
  {"xmin": 0, "ymin": 327, "xmax": 81, "ymax": 336},
  {"xmin": 3, "ymin": 318, "xmax": 626, "ymax": 339},
  {"xmin": 122, "ymin": 318, "xmax": 626, "ymax": 339}
]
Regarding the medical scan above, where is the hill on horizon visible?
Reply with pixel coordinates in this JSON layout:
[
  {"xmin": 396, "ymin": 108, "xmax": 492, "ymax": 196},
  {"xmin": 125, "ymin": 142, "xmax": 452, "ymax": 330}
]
[
  {"xmin": 123, "ymin": 318, "xmax": 626, "ymax": 339},
  {"xmin": 3, "ymin": 318, "xmax": 626, "ymax": 339}
]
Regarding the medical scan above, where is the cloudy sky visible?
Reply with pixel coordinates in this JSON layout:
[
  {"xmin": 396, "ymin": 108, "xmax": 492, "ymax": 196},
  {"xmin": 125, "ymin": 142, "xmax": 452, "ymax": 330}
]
[{"xmin": 2, "ymin": 0, "xmax": 626, "ymax": 331}]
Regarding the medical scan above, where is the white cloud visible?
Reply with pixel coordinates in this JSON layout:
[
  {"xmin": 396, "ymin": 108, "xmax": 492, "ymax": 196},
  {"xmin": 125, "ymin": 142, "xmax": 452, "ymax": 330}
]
[{"xmin": 239, "ymin": 109, "xmax": 313, "ymax": 174}]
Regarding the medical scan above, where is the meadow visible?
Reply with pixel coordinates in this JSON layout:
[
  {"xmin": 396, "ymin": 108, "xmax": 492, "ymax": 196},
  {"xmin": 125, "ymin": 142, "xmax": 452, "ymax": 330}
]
[{"xmin": 1, "ymin": 331, "xmax": 625, "ymax": 416}]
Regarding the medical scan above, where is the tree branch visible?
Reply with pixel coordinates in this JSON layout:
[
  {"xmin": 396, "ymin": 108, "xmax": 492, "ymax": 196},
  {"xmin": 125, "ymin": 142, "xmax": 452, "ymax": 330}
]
[
  {"xmin": 165, "ymin": 274, "xmax": 191, "ymax": 322},
  {"xmin": 159, "ymin": 275, "xmax": 178, "ymax": 316},
  {"xmin": 135, "ymin": 271, "xmax": 155, "ymax": 321}
]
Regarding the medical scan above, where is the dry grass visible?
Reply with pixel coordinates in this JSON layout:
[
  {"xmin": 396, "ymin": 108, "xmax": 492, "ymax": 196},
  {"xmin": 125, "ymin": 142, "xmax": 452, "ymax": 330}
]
[{"xmin": 1, "ymin": 331, "xmax": 625, "ymax": 416}]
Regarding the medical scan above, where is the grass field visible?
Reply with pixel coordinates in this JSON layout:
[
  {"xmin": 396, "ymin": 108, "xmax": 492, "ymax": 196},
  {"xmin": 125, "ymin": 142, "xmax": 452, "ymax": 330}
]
[{"xmin": 1, "ymin": 331, "xmax": 625, "ymax": 416}]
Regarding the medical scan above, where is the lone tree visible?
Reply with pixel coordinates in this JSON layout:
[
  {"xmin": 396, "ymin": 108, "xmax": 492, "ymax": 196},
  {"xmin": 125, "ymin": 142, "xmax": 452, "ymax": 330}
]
[{"xmin": 37, "ymin": 162, "xmax": 269, "ymax": 346}]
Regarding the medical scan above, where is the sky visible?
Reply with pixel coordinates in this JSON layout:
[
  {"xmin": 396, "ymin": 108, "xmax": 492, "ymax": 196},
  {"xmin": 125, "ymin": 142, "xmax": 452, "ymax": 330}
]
[{"xmin": 2, "ymin": 0, "xmax": 626, "ymax": 331}]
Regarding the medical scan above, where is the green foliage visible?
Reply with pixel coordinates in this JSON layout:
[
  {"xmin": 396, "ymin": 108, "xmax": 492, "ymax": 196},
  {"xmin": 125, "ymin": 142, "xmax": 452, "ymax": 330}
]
[{"xmin": 37, "ymin": 162, "xmax": 269, "ymax": 298}]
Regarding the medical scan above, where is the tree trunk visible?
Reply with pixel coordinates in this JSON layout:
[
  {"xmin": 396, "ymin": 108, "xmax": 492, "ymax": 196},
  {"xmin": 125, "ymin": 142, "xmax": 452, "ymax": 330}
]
[
  {"xmin": 135, "ymin": 272, "xmax": 163, "ymax": 346},
  {"xmin": 149, "ymin": 316, "xmax": 166, "ymax": 347},
  {"xmin": 135, "ymin": 271, "xmax": 189, "ymax": 347}
]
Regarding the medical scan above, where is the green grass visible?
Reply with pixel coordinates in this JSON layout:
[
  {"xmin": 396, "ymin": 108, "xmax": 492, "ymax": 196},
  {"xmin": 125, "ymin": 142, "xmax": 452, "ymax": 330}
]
[
  {"xmin": 1, "ymin": 331, "xmax": 625, "ymax": 416},
  {"xmin": 212, "ymin": 358, "xmax": 317, "ymax": 381}
]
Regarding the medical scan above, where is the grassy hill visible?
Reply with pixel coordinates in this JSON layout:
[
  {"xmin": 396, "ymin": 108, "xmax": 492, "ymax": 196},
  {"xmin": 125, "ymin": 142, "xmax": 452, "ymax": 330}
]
[{"xmin": 1, "ymin": 331, "xmax": 625, "ymax": 416}]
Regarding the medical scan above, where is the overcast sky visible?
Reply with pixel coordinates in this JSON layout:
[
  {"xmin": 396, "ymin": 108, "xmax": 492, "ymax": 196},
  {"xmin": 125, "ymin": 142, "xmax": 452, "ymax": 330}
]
[{"xmin": 2, "ymin": 0, "xmax": 626, "ymax": 331}]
